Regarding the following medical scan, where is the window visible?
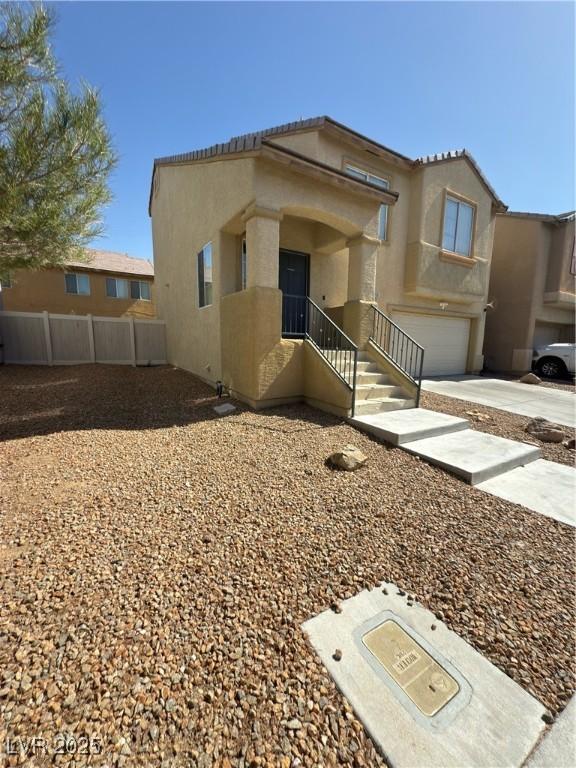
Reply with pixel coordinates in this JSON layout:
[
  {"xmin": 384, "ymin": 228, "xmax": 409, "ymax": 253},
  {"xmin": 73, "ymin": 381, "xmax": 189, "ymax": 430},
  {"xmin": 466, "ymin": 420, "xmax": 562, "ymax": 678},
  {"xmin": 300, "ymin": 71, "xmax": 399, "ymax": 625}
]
[
  {"xmin": 197, "ymin": 242, "xmax": 213, "ymax": 307},
  {"xmin": 1, "ymin": 275, "xmax": 12, "ymax": 288},
  {"xmin": 442, "ymin": 195, "xmax": 475, "ymax": 257},
  {"xmin": 241, "ymin": 238, "xmax": 247, "ymax": 290},
  {"xmin": 65, "ymin": 273, "xmax": 90, "ymax": 295},
  {"xmin": 130, "ymin": 280, "xmax": 151, "ymax": 300},
  {"xmin": 345, "ymin": 164, "xmax": 390, "ymax": 240},
  {"xmin": 106, "ymin": 277, "xmax": 129, "ymax": 298}
]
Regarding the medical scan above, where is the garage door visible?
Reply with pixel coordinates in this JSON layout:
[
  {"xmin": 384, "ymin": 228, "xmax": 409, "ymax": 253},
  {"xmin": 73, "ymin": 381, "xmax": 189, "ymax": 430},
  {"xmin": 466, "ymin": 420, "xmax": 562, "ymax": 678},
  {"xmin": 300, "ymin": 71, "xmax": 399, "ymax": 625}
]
[
  {"xmin": 533, "ymin": 323, "xmax": 561, "ymax": 349},
  {"xmin": 391, "ymin": 313, "xmax": 470, "ymax": 376}
]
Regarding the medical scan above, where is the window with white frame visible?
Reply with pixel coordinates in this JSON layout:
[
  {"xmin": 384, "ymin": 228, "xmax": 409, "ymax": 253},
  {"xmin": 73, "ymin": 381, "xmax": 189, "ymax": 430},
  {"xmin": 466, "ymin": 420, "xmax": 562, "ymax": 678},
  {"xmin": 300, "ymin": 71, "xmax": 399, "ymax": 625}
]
[
  {"xmin": 442, "ymin": 195, "xmax": 475, "ymax": 256},
  {"xmin": 130, "ymin": 280, "xmax": 151, "ymax": 300},
  {"xmin": 197, "ymin": 242, "xmax": 213, "ymax": 307},
  {"xmin": 241, "ymin": 238, "xmax": 247, "ymax": 290},
  {"xmin": 106, "ymin": 277, "xmax": 129, "ymax": 298},
  {"xmin": 65, "ymin": 273, "xmax": 90, "ymax": 295},
  {"xmin": 345, "ymin": 164, "xmax": 390, "ymax": 240}
]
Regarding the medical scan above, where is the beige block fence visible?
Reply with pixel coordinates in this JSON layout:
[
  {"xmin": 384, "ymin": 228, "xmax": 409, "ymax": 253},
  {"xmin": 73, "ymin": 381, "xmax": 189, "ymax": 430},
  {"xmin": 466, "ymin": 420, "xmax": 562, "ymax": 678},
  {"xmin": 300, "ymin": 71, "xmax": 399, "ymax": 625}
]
[{"xmin": 0, "ymin": 311, "xmax": 166, "ymax": 366}]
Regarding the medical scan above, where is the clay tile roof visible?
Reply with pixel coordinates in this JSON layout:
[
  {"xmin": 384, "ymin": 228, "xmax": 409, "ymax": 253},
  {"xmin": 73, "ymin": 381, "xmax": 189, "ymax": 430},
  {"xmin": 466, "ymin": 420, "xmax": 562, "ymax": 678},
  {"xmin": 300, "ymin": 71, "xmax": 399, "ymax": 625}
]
[{"xmin": 68, "ymin": 249, "xmax": 154, "ymax": 277}]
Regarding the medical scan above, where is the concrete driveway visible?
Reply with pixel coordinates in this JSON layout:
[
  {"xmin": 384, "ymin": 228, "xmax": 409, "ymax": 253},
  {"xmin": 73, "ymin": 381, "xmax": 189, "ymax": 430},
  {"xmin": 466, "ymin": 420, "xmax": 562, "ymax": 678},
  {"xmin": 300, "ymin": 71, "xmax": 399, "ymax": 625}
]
[{"xmin": 421, "ymin": 376, "xmax": 576, "ymax": 428}]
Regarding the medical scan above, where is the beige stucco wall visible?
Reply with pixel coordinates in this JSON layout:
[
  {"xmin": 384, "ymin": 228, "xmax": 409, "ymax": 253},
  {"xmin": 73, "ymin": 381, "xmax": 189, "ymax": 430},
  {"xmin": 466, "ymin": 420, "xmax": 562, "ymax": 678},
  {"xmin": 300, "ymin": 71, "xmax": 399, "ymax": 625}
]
[
  {"xmin": 2, "ymin": 267, "xmax": 155, "ymax": 318},
  {"xmin": 484, "ymin": 215, "xmax": 575, "ymax": 373},
  {"xmin": 151, "ymin": 157, "xmax": 256, "ymax": 382}
]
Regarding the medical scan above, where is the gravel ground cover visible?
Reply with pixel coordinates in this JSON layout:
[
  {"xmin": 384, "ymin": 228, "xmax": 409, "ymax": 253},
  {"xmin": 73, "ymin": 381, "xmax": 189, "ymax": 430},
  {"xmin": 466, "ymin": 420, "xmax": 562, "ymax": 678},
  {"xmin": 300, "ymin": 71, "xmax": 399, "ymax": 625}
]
[
  {"xmin": 421, "ymin": 391, "xmax": 575, "ymax": 467},
  {"xmin": 1, "ymin": 365, "xmax": 574, "ymax": 768}
]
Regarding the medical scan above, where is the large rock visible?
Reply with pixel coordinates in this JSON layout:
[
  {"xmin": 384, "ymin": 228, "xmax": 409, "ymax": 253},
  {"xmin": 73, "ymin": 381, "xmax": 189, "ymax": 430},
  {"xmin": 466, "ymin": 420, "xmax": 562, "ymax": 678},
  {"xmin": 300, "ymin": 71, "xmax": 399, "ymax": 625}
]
[
  {"xmin": 525, "ymin": 417, "xmax": 566, "ymax": 443},
  {"xmin": 327, "ymin": 445, "xmax": 367, "ymax": 471},
  {"xmin": 519, "ymin": 372, "xmax": 542, "ymax": 385}
]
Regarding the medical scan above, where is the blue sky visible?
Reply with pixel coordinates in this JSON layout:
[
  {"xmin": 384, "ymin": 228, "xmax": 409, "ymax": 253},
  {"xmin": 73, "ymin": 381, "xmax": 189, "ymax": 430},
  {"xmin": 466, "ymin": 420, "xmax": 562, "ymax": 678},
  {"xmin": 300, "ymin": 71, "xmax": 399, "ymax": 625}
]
[{"xmin": 52, "ymin": 1, "xmax": 575, "ymax": 260}]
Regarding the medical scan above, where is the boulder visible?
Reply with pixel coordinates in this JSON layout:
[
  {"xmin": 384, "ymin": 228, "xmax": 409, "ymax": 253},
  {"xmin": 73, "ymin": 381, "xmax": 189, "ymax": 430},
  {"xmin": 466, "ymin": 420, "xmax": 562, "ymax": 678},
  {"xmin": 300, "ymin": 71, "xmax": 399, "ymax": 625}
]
[
  {"xmin": 327, "ymin": 444, "xmax": 367, "ymax": 471},
  {"xmin": 525, "ymin": 417, "xmax": 566, "ymax": 443},
  {"xmin": 564, "ymin": 437, "xmax": 575, "ymax": 450},
  {"xmin": 519, "ymin": 372, "xmax": 542, "ymax": 385}
]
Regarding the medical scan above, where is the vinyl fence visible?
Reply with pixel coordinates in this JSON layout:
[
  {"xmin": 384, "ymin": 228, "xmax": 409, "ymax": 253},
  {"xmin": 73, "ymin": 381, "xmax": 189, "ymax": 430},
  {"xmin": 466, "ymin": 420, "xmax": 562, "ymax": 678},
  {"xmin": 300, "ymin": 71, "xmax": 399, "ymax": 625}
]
[{"xmin": 0, "ymin": 311, "xmax": 167, "ymax": 366}]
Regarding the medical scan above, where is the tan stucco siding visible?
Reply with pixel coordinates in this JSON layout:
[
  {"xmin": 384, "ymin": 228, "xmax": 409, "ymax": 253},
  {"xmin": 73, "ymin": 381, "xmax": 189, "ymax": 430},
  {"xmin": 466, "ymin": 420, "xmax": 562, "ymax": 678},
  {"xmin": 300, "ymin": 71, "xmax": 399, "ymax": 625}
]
[
  {"xmin": 1, "ymin": 268, "xmax": 155, "ymax": 318},
  {"xmin": 151, "ymin": 157, "xmax": 256, "ymax": 383}
]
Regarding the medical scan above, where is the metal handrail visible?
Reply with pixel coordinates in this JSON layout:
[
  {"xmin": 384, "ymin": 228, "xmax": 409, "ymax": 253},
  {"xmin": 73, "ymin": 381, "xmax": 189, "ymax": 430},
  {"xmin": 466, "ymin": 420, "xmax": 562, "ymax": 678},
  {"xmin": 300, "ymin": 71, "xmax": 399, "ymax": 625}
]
[
  {"xmin": 304, "ymin": 298, "xmax": 358, "ymax": 415},
  {"xmin": 370, "ymin": 305, "xmax": 425, "ymax": 407}
]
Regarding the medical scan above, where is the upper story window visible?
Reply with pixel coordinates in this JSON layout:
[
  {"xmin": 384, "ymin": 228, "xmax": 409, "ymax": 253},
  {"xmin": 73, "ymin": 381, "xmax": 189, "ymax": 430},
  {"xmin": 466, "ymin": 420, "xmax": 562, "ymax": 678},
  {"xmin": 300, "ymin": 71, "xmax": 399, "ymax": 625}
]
[
  {"xmin": 65, "ymin": 273, "xmax": 90, "ymax": 295},
  {"xmin": 1, "ymin": 275, "xmax": 12, "ymax": 288},
  {"xmin": 345, "ymin": 164, "xmax": 389, "ymax": 240},
  {"xmin": 197, "ymin": 242, "xmax": 213, "ymax": 307},
  {"xmin": 107, "ymin": 277, "xmax": 152, "ymax": 300},
  {"xmin": 442, "ymin": 195, "xmax": 475, "ymax": 257},
  {"xmin": 130, "ymin": 280, "xmax": 151, "ymax": 301},
  {"xmin": 106, "ymin": 277, "xmax": 129, "ymax": 298}
]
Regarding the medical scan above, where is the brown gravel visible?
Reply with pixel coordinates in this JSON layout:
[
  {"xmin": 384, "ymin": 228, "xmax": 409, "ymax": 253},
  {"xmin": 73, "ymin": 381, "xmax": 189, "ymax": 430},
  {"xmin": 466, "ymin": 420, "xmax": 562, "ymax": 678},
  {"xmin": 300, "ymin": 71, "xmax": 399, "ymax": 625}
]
[
  {"xmin": 421, "ymin": 390, "xmax": 575, "ymax": 467},
  {"xmin": 1, "ymin": 365, "xmax": 575, "ymax": 767}
]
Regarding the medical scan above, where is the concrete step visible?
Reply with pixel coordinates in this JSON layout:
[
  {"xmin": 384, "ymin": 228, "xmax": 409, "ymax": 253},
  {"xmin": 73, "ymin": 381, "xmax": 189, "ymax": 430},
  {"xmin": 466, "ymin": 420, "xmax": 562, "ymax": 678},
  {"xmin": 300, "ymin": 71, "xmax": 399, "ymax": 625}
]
[
  {"xmin": 350, "ymin": 408, "xmax": 469, "ymax": 445},
  {"xmin": 355, "ymin": 384, "xmax": 404, "ymax": 400},
  {"xmin": 355, "ymin": 371, "xmax": 391, "ymax": 386},
  {"xmin": 354, "ymin": 397, "xmax": 416, "ymax": 416},
  {"xmin": 356, "ymin": 360, "xmax": 379, "ymax": 373},
  {"xmin": 402, "ymin": 429, "xmax": 541, "ymax": 485}
]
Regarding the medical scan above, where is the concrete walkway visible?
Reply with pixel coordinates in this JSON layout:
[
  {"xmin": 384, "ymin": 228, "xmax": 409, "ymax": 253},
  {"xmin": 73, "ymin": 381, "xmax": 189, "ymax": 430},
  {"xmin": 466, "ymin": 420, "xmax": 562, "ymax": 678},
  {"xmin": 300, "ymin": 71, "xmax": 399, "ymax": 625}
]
[
  {"xmin": 350, "ymin": 408, "xmax": 575, "ymax": 526},
  {"xmin": 421, "ymin": 376, "xmax": 576, "ymax": 428},
  {"xmin": 526, "ymin": 694, "xmax": 576, "ymax": 767}
]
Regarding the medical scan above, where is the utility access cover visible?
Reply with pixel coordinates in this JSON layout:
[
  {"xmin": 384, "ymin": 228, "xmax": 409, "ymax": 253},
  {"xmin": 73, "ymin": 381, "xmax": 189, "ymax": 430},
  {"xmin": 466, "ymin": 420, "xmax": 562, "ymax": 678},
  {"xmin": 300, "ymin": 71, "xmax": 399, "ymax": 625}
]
[{"xmin": 362, "ymin": 619, "xmax": 459, "ymax": 716}]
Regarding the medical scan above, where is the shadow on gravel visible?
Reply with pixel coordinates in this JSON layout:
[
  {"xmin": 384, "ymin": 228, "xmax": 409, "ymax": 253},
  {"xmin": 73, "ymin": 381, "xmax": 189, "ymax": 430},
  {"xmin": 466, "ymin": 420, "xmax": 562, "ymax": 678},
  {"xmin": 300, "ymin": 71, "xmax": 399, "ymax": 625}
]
[{"xmin": 0, "ymin": 364, "xmax": 340, "ymax": 442}]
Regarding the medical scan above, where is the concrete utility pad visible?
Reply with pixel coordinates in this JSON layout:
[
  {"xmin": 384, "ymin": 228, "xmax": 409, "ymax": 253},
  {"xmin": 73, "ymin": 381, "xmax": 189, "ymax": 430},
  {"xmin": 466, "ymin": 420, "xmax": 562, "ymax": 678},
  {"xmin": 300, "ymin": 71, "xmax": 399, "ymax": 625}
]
[
  {"xmin": 403, "ymin": 429, "xmax": 541, "ymax": 485},
  {"xmin": 527, "ymin": 694, "xmax": 576, "ymax": 767},
  {"xmin": 302, "ymin": 585, "xmax": 546, "ymax": 768},
  {"xmin": 477, "ymin": 459, "xmax": 576, "ymax": 527},
  {"xmin": 350, "ymin": 408, "xmax": 469, "ymax": 445},
  {"xmin": 421, "ymin": 376, "xmax": 576, "ymax": 428}
]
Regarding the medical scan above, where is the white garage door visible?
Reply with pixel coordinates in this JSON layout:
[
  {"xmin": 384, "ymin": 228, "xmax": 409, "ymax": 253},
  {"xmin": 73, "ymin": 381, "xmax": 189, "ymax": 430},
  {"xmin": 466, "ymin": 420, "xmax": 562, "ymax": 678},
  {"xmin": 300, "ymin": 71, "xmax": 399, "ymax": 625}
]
[{"xmin": 391, "ymin": 313, "xmax": 470, "ymax": 376}]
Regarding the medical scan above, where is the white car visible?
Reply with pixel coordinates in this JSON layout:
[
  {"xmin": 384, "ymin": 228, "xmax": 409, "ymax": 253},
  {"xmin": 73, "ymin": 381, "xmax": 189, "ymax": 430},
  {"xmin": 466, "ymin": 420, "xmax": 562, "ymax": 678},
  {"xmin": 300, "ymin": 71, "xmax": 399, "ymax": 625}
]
[{"xmin": 533, "ymin": 343, "xmax": 575, "ymax": 378}]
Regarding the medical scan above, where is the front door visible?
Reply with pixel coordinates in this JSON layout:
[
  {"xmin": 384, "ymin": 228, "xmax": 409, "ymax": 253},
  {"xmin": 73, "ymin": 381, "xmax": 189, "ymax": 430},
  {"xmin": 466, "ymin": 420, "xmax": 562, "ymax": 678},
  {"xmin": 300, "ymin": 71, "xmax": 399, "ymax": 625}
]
[{"xmin": 279, "ymin": 249, "xmax": 309, "ymax": 337}]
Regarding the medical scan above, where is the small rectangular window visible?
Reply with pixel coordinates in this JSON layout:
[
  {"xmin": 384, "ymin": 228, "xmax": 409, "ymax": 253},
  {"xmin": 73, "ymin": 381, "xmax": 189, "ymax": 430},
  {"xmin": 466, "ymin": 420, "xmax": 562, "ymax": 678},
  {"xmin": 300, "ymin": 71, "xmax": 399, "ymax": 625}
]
[
  {"xmin": 345, "ymin": 164, "xmax": 390, "ymax": 240},
  {"xmin": 241, "ymin": 239, "xmax": 247, "ymax": 290},
  {"xmin": 198, "ymin": 242, "xmax": 213, "ymax": 307},
  {"xmin": 106, "ymin": 277, "xmax": 129, "ymax": 298},
  {"xmin": 442, "ymin": 195, "xmax": 475, "ymax": 257},
  {"xmin": 65, "ymin": 273, "xmax": 90, "ymax": 295},
  {"xmin": 129, "ymin": 280, "xmax": 151, "ymax": 300}
]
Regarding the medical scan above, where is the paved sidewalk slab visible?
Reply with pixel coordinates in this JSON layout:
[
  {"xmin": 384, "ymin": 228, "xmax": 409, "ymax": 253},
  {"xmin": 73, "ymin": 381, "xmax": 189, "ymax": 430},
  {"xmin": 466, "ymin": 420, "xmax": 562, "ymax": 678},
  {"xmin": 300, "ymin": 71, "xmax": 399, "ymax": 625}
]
[
  {"xmin": 350, "ymin": 408, "xmax": 469, "ymax": 445},
  {"xmin": 421, "ymin": 376, "xmax": 576, "ymax": 428},
  {"xmin": 526, "ymin": 695, "xmax": 576, "ymax": 767},
  {"xmin": 302, "ymin": 585, "xmax": 545, "ymax": 768},
  {"xmin": 477, "ymin": 459, "xmax": 576, "ymax": 527},
  {"xmin": 403, "ymin": 429, "xmax": 540, "ymax": 484}
]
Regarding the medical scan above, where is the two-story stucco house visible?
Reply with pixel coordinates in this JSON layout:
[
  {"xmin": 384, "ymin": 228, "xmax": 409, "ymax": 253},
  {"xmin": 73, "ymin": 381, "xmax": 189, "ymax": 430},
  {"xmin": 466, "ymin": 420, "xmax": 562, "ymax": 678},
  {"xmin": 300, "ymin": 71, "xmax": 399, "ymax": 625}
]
[
  {"xmin": 150, "ymin": 117, "xmax": 506, "ymax": 417},
  {"xmin": 483, "ymin": 210, "xmax": 575, "ymax": 374}
]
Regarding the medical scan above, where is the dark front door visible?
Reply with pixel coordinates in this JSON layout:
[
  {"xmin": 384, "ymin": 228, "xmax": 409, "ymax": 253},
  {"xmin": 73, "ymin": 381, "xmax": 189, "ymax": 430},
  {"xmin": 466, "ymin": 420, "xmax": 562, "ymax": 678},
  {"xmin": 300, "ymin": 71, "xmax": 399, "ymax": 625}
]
[{"xmin": 279, "ymin": 249, "xmax": 309, "ymax": 337}]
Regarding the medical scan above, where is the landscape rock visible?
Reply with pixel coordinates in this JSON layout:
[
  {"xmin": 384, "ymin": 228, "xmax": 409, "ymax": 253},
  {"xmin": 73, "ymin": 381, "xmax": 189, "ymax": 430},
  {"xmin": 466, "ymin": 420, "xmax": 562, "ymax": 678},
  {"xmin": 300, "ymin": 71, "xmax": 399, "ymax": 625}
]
[
  {"xmin": 564, "ymin": 437, "xmax": 575, "ymax": 450},
  {"xmin": 519, "ymin": 372, "xmax": 542, "ymax": 385},
  {"xmin": 327, "ymin": 445, "xmax": 367, "ymax": 471},
  {"xmin": 525, "ymin": 417, "xmax": 566, "ymax": 443}
]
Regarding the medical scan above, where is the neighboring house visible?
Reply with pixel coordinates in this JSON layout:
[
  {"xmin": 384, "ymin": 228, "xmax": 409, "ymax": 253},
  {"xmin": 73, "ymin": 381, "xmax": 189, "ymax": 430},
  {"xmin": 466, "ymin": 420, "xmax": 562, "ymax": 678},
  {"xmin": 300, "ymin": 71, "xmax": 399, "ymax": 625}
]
[
  {"xmin": 150, "ymin": 116, "xmax": 506, "ymax": 416},
  {"xmin": 483, "ymin": 211, "xmax": 575, "ymax": 374},
  {"xmin": 0, "ymin": 250, "xmax": 156, "ymax": 319}
]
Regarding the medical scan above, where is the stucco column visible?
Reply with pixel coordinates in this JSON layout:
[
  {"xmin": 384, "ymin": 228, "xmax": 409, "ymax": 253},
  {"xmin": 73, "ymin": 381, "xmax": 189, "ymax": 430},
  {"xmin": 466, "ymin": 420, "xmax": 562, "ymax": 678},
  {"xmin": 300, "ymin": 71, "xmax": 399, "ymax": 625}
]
[
  {"xmin": 344, "ymin": 234, "xmax": 379, "ymax": 347},
  {"xmin": 242, "ymin": 204, "xmax": 283, "ymax": 289},
  {"xmin": 346, "ymin": 234, "xmax": 379, "ymax": 303}
]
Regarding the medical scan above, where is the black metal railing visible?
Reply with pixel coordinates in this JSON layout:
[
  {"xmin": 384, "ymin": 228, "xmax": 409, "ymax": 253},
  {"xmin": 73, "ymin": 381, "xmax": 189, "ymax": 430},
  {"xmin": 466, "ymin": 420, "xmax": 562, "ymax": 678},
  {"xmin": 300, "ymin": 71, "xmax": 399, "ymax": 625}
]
[
  {"xmin": 370, "ymin": 305, "xmax": 424, "ymax": 406},
  {"xmin": 282, "ymin": 294, "xmax": 358, "ymax": 414}
]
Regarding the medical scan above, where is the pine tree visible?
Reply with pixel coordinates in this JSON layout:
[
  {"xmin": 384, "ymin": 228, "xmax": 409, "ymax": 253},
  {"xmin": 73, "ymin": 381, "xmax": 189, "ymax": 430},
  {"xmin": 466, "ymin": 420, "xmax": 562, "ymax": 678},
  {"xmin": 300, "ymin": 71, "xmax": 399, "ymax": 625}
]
[{"xmin": 0, "ymin": 3, "xmax": 116, "ymax": 277}]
